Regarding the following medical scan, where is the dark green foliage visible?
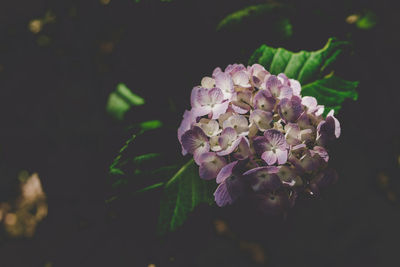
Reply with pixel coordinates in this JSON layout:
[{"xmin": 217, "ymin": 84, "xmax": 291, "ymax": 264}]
[
  {"xmin": 249, "ymin": 38, "xmax": 359, "ymax": 114},
  {"xmin": 301, "ymin": 75, "xmax": 359, "ymax": 114},
  {"xmin": 157, "ymin": 159, "xmax": 216, "ymax": 235},
  {"xmin": 217, "ymin": 3, "xmax": 293, "ymax": 40}
]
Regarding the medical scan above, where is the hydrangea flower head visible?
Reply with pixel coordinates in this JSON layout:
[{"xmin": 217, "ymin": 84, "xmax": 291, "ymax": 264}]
[{"xmin": 178, "ymin": 64, "xmax": 340, "ymax": 215}]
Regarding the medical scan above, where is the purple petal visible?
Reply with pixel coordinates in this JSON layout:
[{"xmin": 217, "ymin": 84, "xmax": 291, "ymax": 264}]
[
  {"xmin": 181, "ymin": 126, "xmax": 209, "ymax": 154},
  {"xmin": 276, "ymin": 149, "xmax": 288, "ymax": 165},
  {"xmin": 214, "ymin": 182, "xmax": 233, "ymax": 207},
  {"xmin": 218, "ymin": 127, "xmax": 238, "ymax": 150},
  {"xmin": 208, "ymin": 87, "xmax": 224, "ymax": 104},
  {"xmin": 193, "ymin": 143, "xmax": 211, "ymax": 165},
  {"xmin": 261, "ymin": 150, "xmax": 277, "ymax": 165},
  {"xmin": 232, "ymin": 70, "xmax": 251, "ymax": 87},
  {"xmin": 249, "ymin": 64, "xmax": 270, "ymax": 87},
  {"xmin": 311, "ymin": 146, "xmax": 329, "ymax": 162},
  {"xmin": 302, "ymin": 96, "xmax": 317, "ymax": 110},
  {"xmin": 266, "ymin": 75, "xmax": 281, "ymax": 97},
  {"xmin": 211, "ymin": 101, "xmax": 229, "ymax": 119},
  {"xmin": 279, "ymin": 86, "xmax": 293, "ymax": 99},
  {"xmin": 252, "ymin": 136, "xmax": 269, "ymax": 155},
  {"xmin": 190, "ymin": 86, "xmax": 203, "ymax": 108},
  {"xmin": 327, "ymin": 110, "xmax": 341, "ymax": 138},
  {"xmin": 197, "ymin": 119, "xmax": 221, "ymax": 137},
  {"xmin": 231, "ymin": 101, "xmax": 251, "ymax": 114},
  {"xmin": 216, "ymin": 160, "xmax": 238, "ymax": 184},
  {"xmin": 293, "ymin": 151, "xmax": 320, "ymax": 173},
  {"xmin": 214, "ymin": 170, "xmax": 246, "ymax": 207},
  {"xmin": 198, "ymin": 152, "xmax": 227, "ymax": 180},
  {"xmin": 191, "ymin": 106, "xmax": 212, "ymax": 118},
  {"xmin": 177, "ymin": 110, "xmax": 196, "ymax": 155},
  {"xmin": 264, "ymin": 129, "xmax": 287, "ymax": 150},
  {"xmin": 278, "ymin": 73, "xmax": 290, "ymax": 86},
  {"xmin": 289, "ymin": 79, "xmax": 301, "ymax": 96},
  {"xmin": 250, "ymin": 110, "xmax": 273, "ymax": 131},
  {"xmin": 233, "ymin": 137, "xmax": 250, "ymax": 160},
  {"xmin": 277, "ymin": 96, "xmax": 303, "ymax": 123},
  {"xmin": 314, "ymin": 105, "xmax": 325, "ymax": 116},
  {"xmin": 222, "ymin": 114, "xmax": 249, "ymax": 135},
  {"xmin": 244, "ymin": 166, "xmax": 279, "ymax": 176},
  {"xmin": 215, "ymin": 72, "xmax": 233, "ymax": 98},
  {"xmin": 195, "ymin": 87, "xmax": 212, "ymax": 106},
  {"xmin": 235, "ymin": 90, "xmax": 252, "ymax": 104},
  {"xmin": 212, "ymin": 67, "xmax": 222, "ymax": 78},
  {"xmin": 209, "ymin": 135, "xmax": 222, "ymax": 152},
  {"xmin": 316, "ymin": 110, "xmax": 341, "ymax": 144},
  {"xmin": 217, "ymin": 136, "xmax": 242, "ymax": 156},
  {"xmin": 253, "ymin": 90, "xmax": 276, "ymax": 111},
  {"xmin": 225, "ymin": 63, "xmax": 245, "ymax": 75},
  {"xmin": 284, "ymin": 123, "xmax": 301, "ymax": 145},
  {"xmin": 244, "ymin": 166, "xmax": 281, "ymax": 192}
]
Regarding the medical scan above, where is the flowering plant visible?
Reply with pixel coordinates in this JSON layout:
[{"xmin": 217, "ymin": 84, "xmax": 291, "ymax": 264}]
[
  {"xmin": 178, "ymin": 63, "xmax": 340, "ymax": 214},
  {"xmin": 108, "ymin": 38, "xmax": 358, "ymax": 234}
]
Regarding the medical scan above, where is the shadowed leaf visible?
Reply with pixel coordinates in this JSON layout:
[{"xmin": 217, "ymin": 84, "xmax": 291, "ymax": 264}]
[
  {"xmin": 158, "ymin": 159, "xmax": 216, "ymax": 235},
  {"xmin": 301, "ymin": 75, "xmax": 359, "ymax": 115},
  {"xmin": 249, "ymin": 38, "xmax": 349, "ymax": 85},
  {"xmin": 217, "ymin": 4, "xmax": 292, "ymax": 40},
  {"xmin": 249, "ymin": 38, "xmax": 359, "ymax": 114}
]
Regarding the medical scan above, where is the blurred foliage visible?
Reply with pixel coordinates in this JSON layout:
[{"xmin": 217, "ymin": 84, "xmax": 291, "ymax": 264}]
[
  {"xmin": 217, "ymin": 3, "xmax": 292, "ymax": 37},
  {"xmin": 346, "ymin": 10, "xmax": 378, "ymax": 30},
  {"xmin": 217, "ymin": 3, "xmax": 292, "ymax": 41},
  {"xmin": 106, "ymin": 83, "xmax": 145, "ymax": 120},
  {"xmin": 249, "ymin": 38, "xmax": 358, "ymax": 115},
  {"xmin": 356, "ymin": 10, "xmax": 378, "ymax": 30}
]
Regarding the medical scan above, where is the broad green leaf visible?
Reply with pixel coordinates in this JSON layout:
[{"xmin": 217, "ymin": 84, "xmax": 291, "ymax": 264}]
[
  {"xmin": 249, "ymin": 38, "xmax": 359, "ymax": 114},
  {"xmin": 301, "ymin": 75, "xmax": 359, "ymax": 115},
  {"xmin": 106, "ymin": 83, "xmax": 145, "ymax": 120},
  {"xmin": 249, "ymin": 38, "xmax": 349, "ymax": 85},
  {"xmin": 158, "ymin": 159, "xmax": 216, "ymax": 235}
]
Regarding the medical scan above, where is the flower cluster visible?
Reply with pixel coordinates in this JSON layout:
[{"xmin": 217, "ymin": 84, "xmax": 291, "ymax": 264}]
[{"xmin": 178, "ymin": 64, "xmax": 340, "ymax": 215}]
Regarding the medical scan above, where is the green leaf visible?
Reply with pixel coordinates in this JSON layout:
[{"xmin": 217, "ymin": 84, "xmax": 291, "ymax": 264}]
[
  {"xmin": 139, "ymin": 120, "xmax": 163, "ymax": 131},
  {"xmin": 106, "ymin": 182, "xmax": 165, "ymax": 203},
  {"xmin": 106, "ymin": 83, "xmax": 145, "ymax": 120},
  {"xmin": 249, "ymin": 38, "xmax": 359, "ymax": 114},
  {"xmin": 356, "ymin": 11, "xmax": 378, "ymax": 30},
  {"xmin": 135, "ymin": 182, "xmax": 165, "ymax": 194},
  {"xmin": 133, "ymin": 153, "xmax": 161, "ymax": 165},
  {"xmin": 301, "ymin": 75, "xmax": 359, "ymax": 115},
  {"xmin": 249, "ymin": 38, "xmax": 349, "ymax": 85},
  {"xmin": 158, "ymin": 159, "xmax": 216, "ymax": 235},
  {"xmin": 216, "ymin": 4, "xmax": 292, "ymax": 40}
]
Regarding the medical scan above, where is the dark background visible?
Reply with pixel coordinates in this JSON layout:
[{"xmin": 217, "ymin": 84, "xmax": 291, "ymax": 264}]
[{"xmin": 0, "ymin": 0, "xmax": 399, "ymax": 266}]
